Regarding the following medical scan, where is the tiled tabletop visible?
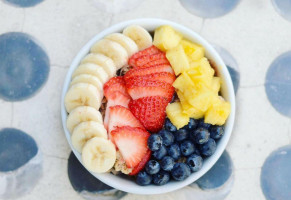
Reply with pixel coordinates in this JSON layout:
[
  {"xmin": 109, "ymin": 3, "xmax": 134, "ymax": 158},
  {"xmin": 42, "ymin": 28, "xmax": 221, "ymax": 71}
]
[{"xmin": 0, "ymin": 0, "xmax": 291, "ymax": 200}]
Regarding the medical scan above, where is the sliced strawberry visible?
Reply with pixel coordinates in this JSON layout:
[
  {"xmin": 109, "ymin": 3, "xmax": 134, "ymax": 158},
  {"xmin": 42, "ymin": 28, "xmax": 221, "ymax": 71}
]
[
  {"xmin": 111, "ymin": 126, "xmax": 150, "ymax": 168},
  {"xmin": 134, "ymin": 53, "xmax": 167, "ymax": 68},
  {"xmin": 103, "ymin": 77, "xmax": 129, "ymax": 99},
  {"xmin": 108, "ymin": 105, "xmax": 144, "ymax": 136},
  {"xmin": 104, "ymin": 76, "xmax": 125, "ymax": 91},
  {"xmin": 142, "ymin": 58, "xmax": 170, "ymax": 68},
  {"xmin": 129, "ymin": 96, "xmax": 168, "ymax": 133},
  {"xmin": 124, "ymin": 65, "xmax": 174, "ymax": 81},
  {"xmin": 104, "ymin": 91, "xmax": 131, "ymax": 130},
  {"xmin": 129, "ymin": 149, "xmax": 151, "ymax": 175},
  {"xmin": 128, "ymin": 46, "xmax": 161, "ymax": 67},
  {"xmin": 126, "ymin": 72, "xmax": 176, "ymax": 85}
]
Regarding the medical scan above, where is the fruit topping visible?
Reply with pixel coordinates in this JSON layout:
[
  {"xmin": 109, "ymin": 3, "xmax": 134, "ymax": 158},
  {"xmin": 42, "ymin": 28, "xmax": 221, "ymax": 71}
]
[
  {"xmin": 147, "ymin": 134, "xmax": 163, "ymax": 151},
  {"xmin": 130, "ymin": 149, "xmax": 151, "ymax": 176},
  {"xmin": 171, "ymin": 163, "xmax": 191, "ymax": 181},
  {"xmin": 128, "ymin": 45, "xmax": 161, "ymax": 67}
]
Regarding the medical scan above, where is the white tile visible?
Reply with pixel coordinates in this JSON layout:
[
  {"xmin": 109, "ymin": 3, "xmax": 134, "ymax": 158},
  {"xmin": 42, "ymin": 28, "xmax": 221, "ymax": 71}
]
[
  {"xmin": 0, "ymin": 100, "xmax": 12, "ymax": 129},
  {"xmin": 0, "ymin": 2, "xmax": 24, "ymax": 34}
]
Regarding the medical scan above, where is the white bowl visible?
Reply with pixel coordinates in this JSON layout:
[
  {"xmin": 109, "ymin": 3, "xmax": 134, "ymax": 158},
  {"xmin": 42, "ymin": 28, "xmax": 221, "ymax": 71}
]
[{"xmin": 61, "ymin": 18, "xmax": 236, "ymax": 195}]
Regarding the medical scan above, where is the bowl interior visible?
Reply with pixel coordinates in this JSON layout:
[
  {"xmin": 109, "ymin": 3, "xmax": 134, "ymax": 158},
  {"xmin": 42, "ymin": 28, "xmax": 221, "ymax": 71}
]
[{"xmin": 61, "ymin": 18, "xmax": 236, "ymax": 195}]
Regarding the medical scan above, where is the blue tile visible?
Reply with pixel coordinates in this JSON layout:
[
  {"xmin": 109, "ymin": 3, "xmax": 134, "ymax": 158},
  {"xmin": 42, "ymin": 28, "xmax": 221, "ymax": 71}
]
[
  {"xmin": 261, "ymin": 145, "xmax": 291, "ymax": 200},
  {"xmin": 265, "ymin": 51, "xmax": 291, "ymax": 117},
  {"xmin": 67, "ymin": 152, "xmax": 126, "ymax": 199},
  {"xmin": 272, "ymin": 0, "xmax": 291, "ymax": 22},
  {"xmin": 227, "ymin": 66, "xmax": 240, "ymax": 94},
  {"xmin": 196, "ymin": 151, "xmax": 233, "ymax": 189},
  {"xmin": 3, "ymin": 0, "xmax": 44, "ymax": 8},
  {"xmin": 0, "ymin": 32, "xmax": 49, "ymax": 102},
  {"xmin": 0, "ymin": 128, "xmax": 38, "ymax": 172},
  {"xmin": 179, "ymin": 0, "xmax": 240, "ymax": 18}
]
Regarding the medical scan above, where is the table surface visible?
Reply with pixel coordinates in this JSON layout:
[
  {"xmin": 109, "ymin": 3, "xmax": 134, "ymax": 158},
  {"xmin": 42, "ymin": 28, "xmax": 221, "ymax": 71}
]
[{"xmin": 0, "ymin": 0, "xmax": 291, "ymax": 200}]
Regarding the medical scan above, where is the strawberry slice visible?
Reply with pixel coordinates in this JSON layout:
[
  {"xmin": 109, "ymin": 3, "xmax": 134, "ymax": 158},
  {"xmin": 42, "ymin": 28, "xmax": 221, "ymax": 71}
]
[
  {"xmin": 126, "ymin": 80, "xmax": 174, "ymax": 102},
  {"xmin": 129, "ymin": 149, "xmax": 151, "ymax": 175},
  {"xmin": 134, "ymin": 53, "xmax": 167, "ymax": 68},
  {"xmin": 142, "ymin": 58, "xmax": 170, "ymax": 68},
  {"xmin": 108, "ymin": 105, "xmax": 144, "ymax": 136},
  {"xmin": 111, "ymin": 126, "xmax": 150, "ymax": 168},
  {"xmin": 129, "ymin": 46, "xmax": 161, "ymax": 67},
  {"xmin": 104, "ymin": 77, "xmax": 129, "ymax": 99},
  {"xmin": 126, "ymin": 72, "xmax": 176, "ymax": 85},
  {"xmin": 129, "ymin": 96, "xmax": 168, "ymax": 132},
  {"xmin": 124, "ymin": 65, "xmax": 174, "ymax": 81},
  {"xmin": 104, "ymin": 91, "xmax": 131, "ymax": 130}
]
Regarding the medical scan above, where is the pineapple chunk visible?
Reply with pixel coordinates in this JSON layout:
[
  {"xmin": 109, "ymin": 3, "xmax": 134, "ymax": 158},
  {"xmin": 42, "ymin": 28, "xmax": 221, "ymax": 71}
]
[
  {"xmin": 166, "ymin": 44, "xmax": 190, "ymax": 75},
  {"xmin": 180, "ymin": 39, "xmax": 205, "ymax": 61},
  {"xmin": 173, "ymin": 73, "xmax": 194, "ymax": 92},
  {"xmin": 187, "ymin": 91, "xmax": 216, "ymax": 112},
  {"xmin": 211, "ymin": 77, "xmax": 221, "ymax": 94},
  {"xmin": 177, "ymin": 91, "xmax": 204, "ymax": 119},
  {"xmin": 153, "ymin": 25, "xmax": 183, "ymax": 51},
  {"xmin": 166, "ymin": 102, "xmax": 189, "ymax": 129},
  {"xmin": 205, "ymin": 97, "xmax": 231, "ymax": 125}
]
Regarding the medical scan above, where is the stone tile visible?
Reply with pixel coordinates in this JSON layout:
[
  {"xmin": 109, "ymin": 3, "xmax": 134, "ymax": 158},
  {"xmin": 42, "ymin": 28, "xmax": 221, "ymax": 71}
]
[
  {"xmin": 0, "ymin": 100, "xmax": 12, "ymax": 128},
  {"xmin": 201, "ymin": 0, "xmax": 291, "ymax": 86},
  {"xmin": 13, "ymin": 66, "xmax": 70, "ymax": 158},
  {"xmin": 0, "ymin": 2, "xmax": 24, "ymax": 34},
  {"xmin": 23, "ymin": 0, "xmax": 112, "ymax": 67}
]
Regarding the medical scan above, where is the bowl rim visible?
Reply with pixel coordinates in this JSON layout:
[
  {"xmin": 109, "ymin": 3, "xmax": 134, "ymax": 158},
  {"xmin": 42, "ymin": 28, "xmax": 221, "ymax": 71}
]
[{"xmin": 61, "ymin": 18, "xmax": 236, "ymax": 195}]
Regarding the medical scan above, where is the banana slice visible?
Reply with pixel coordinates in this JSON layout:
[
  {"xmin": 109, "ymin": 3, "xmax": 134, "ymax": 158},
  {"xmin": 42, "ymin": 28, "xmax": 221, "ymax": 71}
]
[
  {"xmin": 70, "ymin": 74, "xmax": 103, "ymax": 98},
  {"xmin": 123, "ymin": 25, "xmax": 152, "ymax": 51},
  {"xmin": 82, "ymin": 137, "xmax": 116, "ymax": 173},
  {"xmin": 90, "ymin": 39, "xmax": 128, "ymax": 69},
  {"xmin": 81, "ymin": 53, "xmax": 116, "ymax": 77},
  {"xmin": 71, "ymin": 121, "xmax": 107, "ymax": 153},
  {"xmin": 66, "ymin": 106, "xmax": 103, "ymax": 133},
  {"xmin": 72, "ymin": 63, "xmax": 109, "ymax": 84},
  {"xmin": 105, "ymin": 33, "xmax": 138, "ymax": 57},
  {"xmin": 65, "ymin": 83, "xmax": 102, "ymax": 113}
]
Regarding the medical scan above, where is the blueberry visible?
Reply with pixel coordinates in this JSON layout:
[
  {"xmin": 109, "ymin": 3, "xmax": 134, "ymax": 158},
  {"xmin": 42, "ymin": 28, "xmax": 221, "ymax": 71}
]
[
  {"xmin": 209, "ymin": 125, "xmax": 224, "ymax": 140},
  {"xmin": 136, "ymin": 171, "xmax": 152, "ymax": 186},
  {"xmin": 145, "ymin": 160, "xmax": 160, "ymax": 175},
  {"xmin": 148, "ymin": 134, "xmax": 163, "ymax": 151},
  {"xmin": 190, "ymin": 128, "xmax": 210, "ymax": 144},
  {"xmin": 160, "ymin": 156, "xmax": 175, "ymax": 171},
  {"xmin": 167, "ymin": 143, "xmax": 181, "ymax": 160},
  {"xmin": 175, "ymin": 128, "xmax": 189, "ymax": 142},
  {"xmin": 199, "ymin": 138, "xmax": 216, "ymax": 157},
  {"xmin": 184, "ymin": 118, "xmax": 198, "ymax": 130},
  {"xmin": 159, "ymin": 130, "xmax": 174, "ymax": 146},
  {"xmin": 198, "ymin": 119, "xmax": 211, "ymax": 129},
  {"xmin": 171, "ymin": 163, "xmax": 191, "ymax": 181},
  {"xmin": 165, "ymin": 118, "xmax": 177, "ymax": 132},
  {"xmin": 153, "ymin": 170, "xmax": 170, "ymax": 185},
  {"xmin": 194, "ymin": 148, "xmax": 201, "ymax": 156},
  {"xmin": 180, "ymin": 140, "xmax": 195, "ymax": 156},
  {"xmin": 187, "ymin": 154, "xmax": 203, "ymax": 172},
  {"xmin": 153, "ymin": 145, "xmax": 167, "ymax": 160}
]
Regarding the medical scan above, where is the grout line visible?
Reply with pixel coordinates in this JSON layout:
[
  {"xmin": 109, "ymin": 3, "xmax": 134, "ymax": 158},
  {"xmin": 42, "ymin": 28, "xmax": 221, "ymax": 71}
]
[
  {"xmin": 199, "ymin": 18, "xmax": 206, "ymax": 34},
  {"xmin": 43, "ymin": 153, "xmax": 67, "ymax": 161},
  {"xmin": 10, "ymin": 103, "xmax": 14, "ymax": 127}
]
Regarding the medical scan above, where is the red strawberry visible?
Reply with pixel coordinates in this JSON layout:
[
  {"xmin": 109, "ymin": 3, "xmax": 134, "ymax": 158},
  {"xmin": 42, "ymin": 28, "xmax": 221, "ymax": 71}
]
[
  {"xmin": 134, "ymin": 53, "xmax": 167, "ymax": 68},
  {"xmin": 126, "ymin": 72, "xmax": 176, "ymax": 85},
  {"xmin": 129, "ymin": 96, "xmax": 168, "ymax": 132},
  {"xmin": 126, "ymin": 80, "xmax": 174, "ymax": 102},
  {"xmin": 128, "ymin": 46, "xmax": 161, "ymax": 67},
  {"xmin": 142, "ymin": 58, "xmax": 170, "ymax": 68},
  {"xmin": 124, "ymin": 65, "xmax": 174, "ymax": 81},
  {"xmin": 104, "ymin": 77, "xmax": 129, "ymax": 99},
  {"xmin": 108, "ymin": 105, "xmax": 144, "ymax": 136},
  {"xmin": 130, "ymin": 149, "xmax": 151, "ymax": 175},
  {"xmin": 111, "ymin": 126, "xmax": 150, "ymax": 168},
  {"xmin": 104, "ymin": 91, "xmax": 131, "ymax": 130}
]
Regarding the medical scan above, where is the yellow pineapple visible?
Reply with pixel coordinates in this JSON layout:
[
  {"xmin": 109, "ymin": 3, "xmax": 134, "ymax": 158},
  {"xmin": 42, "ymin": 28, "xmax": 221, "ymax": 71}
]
[
  {"xmin": 166, "ymin": 44, "xmax": 190, "ymax": 75},
  {"xmin": 173, "ymin": 72, "xmax": 194, "ymax": 92},
  {"xmin": 180, "ymin": 39, "xmax": 205, "ymax": 61},
  {"xmin": 210, "ymin": 77, "xmax": 221, "ymax": 94},
  {"xmin": 187, "ymin": 90, "xmax": 216, "ymax": 112},
  {"xmin": 166, "ymin": 102, "xmax": 189, "ymax": 129},
  {"xmin": 153, "ymin": 25, "xmax": 183, "ymax": 51},
  {"xmin": 205, "ymin": 97, "xmax": 231, "ymax": 125},
  {"xmin": 177, "ymin": 91, "xmax": 204, "ymax": 119}
]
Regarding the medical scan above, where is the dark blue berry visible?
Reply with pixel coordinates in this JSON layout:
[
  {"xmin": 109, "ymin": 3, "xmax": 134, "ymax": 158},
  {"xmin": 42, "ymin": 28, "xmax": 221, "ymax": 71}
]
[
  {"xmin": 198, "ymin": 119, "xmax": 211, "ymax": 129},
  {"xmin": 165, "ymin": 118, "xmax": 177, "ymax": 132},
  {"xmin": 199, "ymin": 138, "xmax": 216, "ymax": 157},
  {"xmin": 184, "ymin": 118, "xmax": 198, "ymax": 130},
  {"xmin": 148, "ymin": 134, "xmax": 163, "ymax": 151},
  {"xmin": 175, "ymin": 128, "xmax": 189, "ymax": 142},
  {"xmin": 153, "ymin": 145, "xmax": 167, "ymax": 160},
  {"xmin": 209, "ymin": 125, "xmax": 224, "ymax": 140},
  {"xmin": 160, "ymin": 156, "xmax": 175, "ymax": 171},
  {"xmin": 187, "ymin": 154, "xmax": 203, "ymax": 172},
  {"xmin": 194, "ymin": 148, "xmax": 201, "ymax": 156},
  {"xmin": 180, "ymin": 140, "xmax": 195, "ymax": 156},
  {"xmin": 158, "ymin": 130, "xmax": 174, "ymax": 146},
  {"xmin": 171, "ymin": 163, "xmax": 191, "ymax": 181},
  {"xmin": 167, "ymin": 143, "xmax": 181, "ymax": 160},
  {"xmin": 145, "ymin": 160, "xmax": 160, "ymax": 175},
  {"xmin": 153, "ymin": 170, "xmax": 170, "ymax": 185},
  {"xmin": 190, "ymin": 128, "xmax": 210, "ymax": 144},
  {"xmin": 136, "ymin": 171, "xmax": 152, "ymax": 186}
]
